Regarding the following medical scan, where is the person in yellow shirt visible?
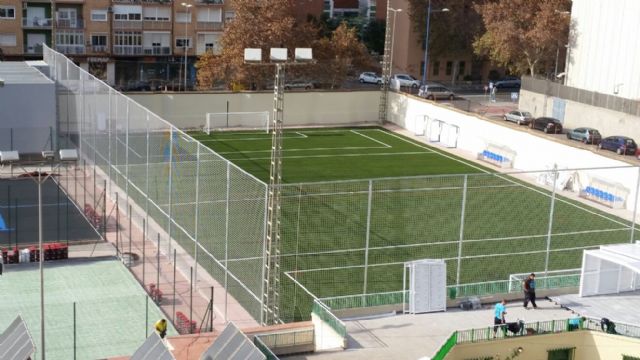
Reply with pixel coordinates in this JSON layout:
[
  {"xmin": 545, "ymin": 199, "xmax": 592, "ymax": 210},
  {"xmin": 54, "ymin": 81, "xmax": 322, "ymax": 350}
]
[{"xmin": 155, "ymin": 319, "xmax": 167, "ymax": 339}]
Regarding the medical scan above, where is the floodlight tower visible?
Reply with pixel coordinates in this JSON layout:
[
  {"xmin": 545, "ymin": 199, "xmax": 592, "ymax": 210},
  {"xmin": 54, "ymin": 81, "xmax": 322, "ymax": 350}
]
[{"xmin": 244, "ymin": 48, "xmax": 314, "ymax": 326}]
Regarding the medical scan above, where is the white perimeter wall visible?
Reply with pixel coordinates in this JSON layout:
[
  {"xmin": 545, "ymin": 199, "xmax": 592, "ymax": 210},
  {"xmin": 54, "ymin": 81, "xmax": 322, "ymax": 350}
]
[
  {"xmin": 567, "ymin": 0, "xmax": 640, "ymax": 100},
  {"xmin": 128, "ymin": 91, "xmax": 379, "ymax": 129},
  {"xmin": 387, "ymin": 92, "xmax": 640, "ymax": 213},
  {"xmin": 518, "ymin": 89, "xmax": 640, "ymax": 142},
  {"xmin": 0, "ymin": 82, "xmax": 56, "ymax": 153}
]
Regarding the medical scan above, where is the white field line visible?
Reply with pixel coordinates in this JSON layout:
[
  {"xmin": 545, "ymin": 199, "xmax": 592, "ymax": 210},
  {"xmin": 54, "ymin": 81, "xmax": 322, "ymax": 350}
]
[
  {"xmin": 379, "ymin": 129, "xmax": 631, "ymax": 228},
  {"xmin": 196, "ymin": 134, "xmax": 307, "ymax": 142},
  {"xmin": 232, "ymin": 151, "xmax": 434, "ymax": 161},
  {"xmin": 350, "ymin": 129, "xmax": 393, "ymax": 148},
  {"xmin": 295, "ymin": 131, "xmax": 308, "ymax": 138},
  {"xmin": 116, "ymin": 137, "xmax": 144, "ymax": 159},
  {"xmin": 223, "ymin": 227, "xmax": 629, "ymax": 264},
  {"xmin": 216, "ymin": 146, "xmax": 390, "ymax": 154}
]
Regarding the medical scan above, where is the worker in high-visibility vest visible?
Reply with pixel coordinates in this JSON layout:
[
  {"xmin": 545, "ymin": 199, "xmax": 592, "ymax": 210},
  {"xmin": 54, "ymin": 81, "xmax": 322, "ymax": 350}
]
[{"xmin": 155, "ymin": 319, "xmax": 167, "ymax": 339}]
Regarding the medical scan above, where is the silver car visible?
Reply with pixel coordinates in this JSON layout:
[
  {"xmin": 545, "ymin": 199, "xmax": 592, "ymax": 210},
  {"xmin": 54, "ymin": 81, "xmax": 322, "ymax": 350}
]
[
  {"xmin": 390, "ymin": 74, "xmax": 421, "ymax": 88},
  {"xmin": 359, "ymin": 72, "xmax": 383, "ymax": 84},
  {"xmin": 504, "ymin": 110, "xmax": 533, "ymax": 125},
  {"xmin": 418, "ymin": 84, "xmax": 455, "ymax": 100}
]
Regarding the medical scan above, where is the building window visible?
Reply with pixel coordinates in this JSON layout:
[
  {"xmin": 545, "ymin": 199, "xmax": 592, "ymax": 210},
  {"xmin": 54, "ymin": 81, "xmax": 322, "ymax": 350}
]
[
  {"xmin": 0, "ymin": 6, "xmax": 15, "ymax": 19},
  {"xmin": 91, "ymin": 10, "xmax": 108, "ymax": 22},
  {"xmin": 547, "ymin": 348, "xmax": 575, "ymax": 360},
  {"xmin": 143, "ymin": 7, "xmax": 170, "ymax": 21},
  {"xmin": 433, "ymin": 61, "xmax": 440, "ymax": 76},
  {"xmin": 114, "ymin": 32, "xmax": 142, "ymax": 46},
  {"xmin": 176, "ymin": 12, "xmax": 191, "ymax": 23},
  {"xmin": 56, "ymin": 31, "xmax": 84, "ymax": 46},
  {"xmin": 459, "ymin": 61, "xmax": 466, "ymax": 77},
  {"xmin": 0, "ymin": 34, "xmax": 16, "ymax": 46},
  {"xmin": 197, "ymin": 8, "xmax": 222, "ymax": 23},
  {"xmin": 175, "ymin": 37, "xmax": 191, "ymax": 48},
  {"xmin": 224, "ymin": 11, "xmax": 235, "ymax": 21},
  {"xmin": 445, "ymin": 61, "xmax": 453, "ymax": 76},
  {"xmin": 91, "ymin": 34, "xmax": 107, "ymax": 46},
  {"xmin": 114, "ymin": 13, "xmax": 141, "ymax": 21}
]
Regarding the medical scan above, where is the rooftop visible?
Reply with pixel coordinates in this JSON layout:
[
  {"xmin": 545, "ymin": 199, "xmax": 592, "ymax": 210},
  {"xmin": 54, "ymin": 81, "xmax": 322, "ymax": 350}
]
[{"xmin": 0, "ymin": 62, "xmax": 53, "ymax": 85}]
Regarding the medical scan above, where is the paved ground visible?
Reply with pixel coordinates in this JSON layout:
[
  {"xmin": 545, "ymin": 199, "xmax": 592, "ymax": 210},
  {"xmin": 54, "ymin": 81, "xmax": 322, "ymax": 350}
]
[
  {"xmin": 286, "ymin": 299, "xmax": 575, "ymax": 360},
  {"xmin": 551, "ymin": 290, "xmax": 640, "ymax": 325}
]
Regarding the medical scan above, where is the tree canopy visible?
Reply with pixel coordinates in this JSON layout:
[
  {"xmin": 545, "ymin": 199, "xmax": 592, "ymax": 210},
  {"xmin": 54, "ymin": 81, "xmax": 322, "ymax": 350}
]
[{"xmin": 473, "ymin": 0, "xmax": 571, "ymax": 76}]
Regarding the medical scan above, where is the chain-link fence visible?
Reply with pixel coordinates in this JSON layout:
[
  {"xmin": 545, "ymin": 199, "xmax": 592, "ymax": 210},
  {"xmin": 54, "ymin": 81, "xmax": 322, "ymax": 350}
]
[
  {"xmin": 279, "ymin": 166, "xmax": 640, "ymax": 322},
  {"xmin": 43, "ymin": 46, "xmax": 268, "ymax": 325}
]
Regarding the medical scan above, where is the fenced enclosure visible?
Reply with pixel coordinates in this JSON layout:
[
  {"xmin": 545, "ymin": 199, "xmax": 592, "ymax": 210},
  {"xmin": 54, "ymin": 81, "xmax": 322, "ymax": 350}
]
[
  {"xmin": 43, "ymin": 47, "xmax": 640, "ymax": 326},
  {"xmin": 44, "ymin": 46, "xmax": 268, "ymax": 324}
]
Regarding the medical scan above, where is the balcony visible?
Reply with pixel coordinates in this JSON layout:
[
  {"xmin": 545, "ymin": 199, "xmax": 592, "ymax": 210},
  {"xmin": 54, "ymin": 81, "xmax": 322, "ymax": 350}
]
[
  {"xmin": 55, "ymin": 44, "xmax": 85, "ymax": 55},
  {"xmin": 113, "ymin": 20, "xmax": 143, "ymax": 30},
  {"xmin": 22, "ymin": 17, "xmax": 52, "ymax": 29},
  {"xmin": 56, "ymin": 18, "xmax": 84, "ymax": 29},
  {"xmin": 90, "ymin": 45, "xmax": 109, "ymax": 53},
  {"xmin": 113, "ymin": 45, "xmax": 143, "ymax": 56},
  {"xmin": 195, "ymin": 21, "xmax": 223, "ymax": 31},
  {"xmin": 25, "ymin": 44, "xmax": 44, "ymax": 54},
  {"xmin": 143, "ymin": 46, "xmax": 171, "ymax": 55},
  {"xmin": 196, "ymin": 0, "xmax": 223, "ymax": 4},
  {"xmin": 143, "ymin": 20, "xmax": 171, "ymax": 30}
]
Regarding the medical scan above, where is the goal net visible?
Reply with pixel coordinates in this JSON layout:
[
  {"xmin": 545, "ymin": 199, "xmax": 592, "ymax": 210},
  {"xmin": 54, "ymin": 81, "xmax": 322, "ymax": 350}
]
[{"xmin": 205, "ymin": 111, "xmax": 270, "ymax": 134}]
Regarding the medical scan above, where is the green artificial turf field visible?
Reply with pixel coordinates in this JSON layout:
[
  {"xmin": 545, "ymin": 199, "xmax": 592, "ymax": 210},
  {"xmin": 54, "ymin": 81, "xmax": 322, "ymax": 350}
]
[{"xmin": 186, "ymin": 126, "xmax": 632, "ymax": 321}]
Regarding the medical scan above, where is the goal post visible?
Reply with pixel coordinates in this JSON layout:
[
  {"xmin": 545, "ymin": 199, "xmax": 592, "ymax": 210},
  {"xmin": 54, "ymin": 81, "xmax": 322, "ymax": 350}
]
[{"xmin": 204, "ymin": 111, "xmax": 270, "ymax": 134}]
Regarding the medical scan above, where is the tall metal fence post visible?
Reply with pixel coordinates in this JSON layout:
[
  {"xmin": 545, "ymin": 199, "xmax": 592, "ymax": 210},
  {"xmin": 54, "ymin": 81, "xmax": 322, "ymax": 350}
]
[
  {"xmin": 142, "ymin": 218, "xmax": 146, "ymax": 288},
  {"xmin": 193, "ymin": 145, "xmax": 200, "ymax": 285},
  {"xmin": 173, "ymin": 249, "xmax": 177, "ymax": 323},
  {"xmin": 167, "ymin": 128, "xmax": 174, "ymax": 257},
  {"xmin": 210, "ymin": 286, "xmax": 214, "ymax": 332},
  {"xmin": 145, "ymin": 295, "xmax": 149, "ymax": 338},
  {"xmin": 83, "ymin": 159, "xmax": 87, "ymax": 207},
  {"xmin": 103, "ymin": 180, "xmax": 107, "ymax": 239},
  {"xmin": 129, "ymin": 204, "xmax": 132, "ymax": 259},
  {"xmin": 190, "ymin": 266, "xmax": 193, "ymax": 334},
  {"xmin": 630, "ymin": 166, "xmax": 640, "ymax": 243},
  {"xmin": 544, "ymin": 165, "xmax": 559, "ymax": 276},
  {"xmin": 157, "ymin": 233, "xmax": 161, "ymax": 292},
  {"xmin": 456, "ymin": 174, "xmax": 469, "ymax": 287},
  {"xmin": 125, "ymin": 100, "xmax": 130, "ymax": 213},
  {"xmin": 107, "ymin": 90, "xmax": 112, "ymax": 194},
  {"xmin": 144, "ymin": 113, "xmax": 150, "ymax": 254},
  {"xmin": 362, "ymin": 180, "xmax": 373, "ymax": 301},
  {"xmin": 115, "ymin": 192, "xmax": 120, "ymax": 257},
  {"xmin": 73, "ymin": 301, "xmax": 76, "ymax": 360},
  {"xmin": 224, "ymin": 162, "xmax": 230, "ymax": 323}
]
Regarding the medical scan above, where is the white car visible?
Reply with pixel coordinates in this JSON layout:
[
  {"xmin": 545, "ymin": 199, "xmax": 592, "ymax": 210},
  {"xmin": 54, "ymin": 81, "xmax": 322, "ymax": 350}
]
[
  {"xmin": 359, "ymin": 72, "xmax": 383, "ymax": 84},
  {"xmin": 503, "ymin": 110, "xmax": 533, "ymax": 125},
  {"xmin": 391, "ymin": 74, "xmax": 421, "ymax": 88}
]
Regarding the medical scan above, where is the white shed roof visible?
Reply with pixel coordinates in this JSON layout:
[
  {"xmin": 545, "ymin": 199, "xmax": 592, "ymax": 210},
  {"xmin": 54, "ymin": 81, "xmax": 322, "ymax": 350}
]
[{"xmin": 0, "ymin": 62, "xmax": 53, "ymax": 85}]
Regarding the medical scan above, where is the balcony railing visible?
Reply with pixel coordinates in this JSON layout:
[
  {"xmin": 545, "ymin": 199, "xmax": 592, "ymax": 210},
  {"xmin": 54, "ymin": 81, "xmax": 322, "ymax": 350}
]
[
  {"xmin": 25, "ymin": 44, "xmax": 44, "ymax": 55},
  {"xmin": 196, "ymin": 0, "xmax": 224, "ymax": 4},
  {"xmin": 56, "ymin": 19, "xmax": 84, "ymax": 29},
  {"xmin": 195, "ymin": 21, "xmax": 223, "ymax": 31},
  {"xmin": 113, "ymin": 20, "xmax": 143, "ymax": 30},
  {"xmin": 142, "ymin": 20, "xmax": 172, "ymax": 30},
  {"xmin": 55, "ymin": 44, "xmax": 85, "ymax": 55},
  {"xmin": 113, "ymin": 45, "xmax": 143, "ymax": 56},
  {"xmin": 22, "ymin": 17, "xmax": 52, "ymax": 29},
  {"xmin": 143, "ymin": 46, "xmax": 171, "ymax": 55},
  {"xmin": 90, "ymin": 45, "xmax": 109, "ymax": 53}
]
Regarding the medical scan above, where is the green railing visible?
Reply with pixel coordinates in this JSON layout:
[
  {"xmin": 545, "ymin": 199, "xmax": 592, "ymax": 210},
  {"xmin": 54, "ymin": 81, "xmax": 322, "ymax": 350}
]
[
  {"xmin": 312, "ymin": 299, "xmax": 347, "ymax": 338},
  {"xmin": 432, "ymin": 331, "xmax": 457, "ymax": 360},
  {"xmin": 448, "ymin": 273, "xmax": 581, "ymax": 299},
  {"xmin": 255, "ymin": 329, "xmax": 315, "ymax": 349},
  {"xmin": 320, "ymin": 291, "xmax": 408, "ymax": 310},
  {"xmin": 254, "ymin": 335, "xmax": 280, "ymax": 360},
  {"xmin": 456, "ymin": 319, "xmax": 572, "ymax": 344}
]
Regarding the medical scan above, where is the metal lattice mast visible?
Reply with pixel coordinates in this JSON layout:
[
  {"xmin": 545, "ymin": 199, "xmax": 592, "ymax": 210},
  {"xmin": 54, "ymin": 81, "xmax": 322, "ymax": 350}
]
[
  {"xmin": 378, "ymin": 0, "xmax": 393, "ymax": 123},
  {"xmin": 263, "ymin": 63, "xmax": 285, "ymax": 325}
]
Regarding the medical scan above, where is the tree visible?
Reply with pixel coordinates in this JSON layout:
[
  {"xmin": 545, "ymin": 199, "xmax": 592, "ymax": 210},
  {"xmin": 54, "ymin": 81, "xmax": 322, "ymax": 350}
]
[
  {"xmin": 361, "ymin": 19, "xmax": 386, "ymax": 55},
  {"xmin": 473, "ymin": 0, "xmax": 571, "ymax": 76},
  {"xmin": 312, "ymin": 23, "xmax": 372, "ymax": 89},
  {"xmin": 195, "ymin": 0, "xmax": 317, "ymax": 90}
]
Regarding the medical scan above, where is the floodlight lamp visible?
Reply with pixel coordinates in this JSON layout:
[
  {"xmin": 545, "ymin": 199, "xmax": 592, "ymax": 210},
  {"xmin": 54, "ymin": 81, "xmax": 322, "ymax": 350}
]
[
  {"xmin": 0, "ymin": 78, "xmax": 4, "ymax": 88},
  {"xmin": 441, "ymin": 8, "xmax": 450, "ymax": 12},
  {"xmin": 294, "ymin": 48, "xmax": 313, "ymax": 62},
  {"xmin": 270, "ymin": 48, "xmax": 288, "ymax": 62},
  {"xmin": 59, "ymin": 149, "xmax": 78, "ymax": 162},
  {"xmin": 0, "ymin": 151, "xmax": 19, "ymax": 163},
  {"xmin": 41, "ymin": 151, "xmax": 55, "ymax": 160},
  {"xmin": 244, "ymin": 48, "xmax": 262, "ymax": 63}
]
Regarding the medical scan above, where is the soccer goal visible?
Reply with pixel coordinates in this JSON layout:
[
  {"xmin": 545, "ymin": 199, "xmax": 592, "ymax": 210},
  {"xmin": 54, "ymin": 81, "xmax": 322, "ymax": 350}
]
[{"xmin": 204, "ymin": 111, "xmax": 270, "ymax": 134}]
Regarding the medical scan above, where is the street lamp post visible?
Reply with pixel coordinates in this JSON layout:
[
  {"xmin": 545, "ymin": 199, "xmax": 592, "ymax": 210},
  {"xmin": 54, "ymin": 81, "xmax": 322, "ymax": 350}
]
[
  {"xmin": 181, "ymin": 3, "xmax": 193, "ymax": 92},
  {"xmin": 554, "ymin": 10, "xmax": 570, "ymax": 81},
  {"xmin": 388, "ymin": 8, "xmax": 402, "ymax": 77},
  {"xmin": 421, "ymin": 0, "xmax": 449, "ymax": 85}
]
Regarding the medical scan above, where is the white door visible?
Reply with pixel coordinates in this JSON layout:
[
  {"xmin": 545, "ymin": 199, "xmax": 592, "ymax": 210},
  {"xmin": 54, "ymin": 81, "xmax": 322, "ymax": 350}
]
[{"xmin": 26, "ymin": 33, "xmax": 46, "ymax": 53}]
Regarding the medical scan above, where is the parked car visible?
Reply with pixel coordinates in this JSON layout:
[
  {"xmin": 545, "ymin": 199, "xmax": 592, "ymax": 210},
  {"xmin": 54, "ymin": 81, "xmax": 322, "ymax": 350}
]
[
  {"xmin": 359, "ymin": 72, "xmax": 383, "ymax": 84},
  {"xmin": 503, "ymin": 110, "xmax": 533, "ymax": 125},
  {"xmin": 391, "ymin": 74, "xmax": 421, "ymax": 88},
  {"xmin": 598, "ymin": 136, "xmax": 638, "ymax": 155},
  {"xmin": 284, "ymin": 81, "xmax": 313, "ymax": 90},
  {"xmin": 418, "ymin": 84, "xmax": 455, "ymax": 100},
  {"xmin": 494, "ymin": 78, "xmax": 521, "ymax": 90},
  {"xmin": 566, "ymin": 127, "xmax": 602, "ymax": 144},
  {"xmin": 532, "ymin": 117, "xmax": 563, "ymax": 134}
]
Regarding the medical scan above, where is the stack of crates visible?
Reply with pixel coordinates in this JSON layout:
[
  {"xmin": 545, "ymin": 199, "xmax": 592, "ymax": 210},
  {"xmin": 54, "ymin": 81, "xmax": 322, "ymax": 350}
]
[
  {"xmin": 175, "ymin": 311, "xmax": 198, "ymax": 335},
  {"xmin": 1, "ymin": 243, "xmax": 69, "ymax": 264}
]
